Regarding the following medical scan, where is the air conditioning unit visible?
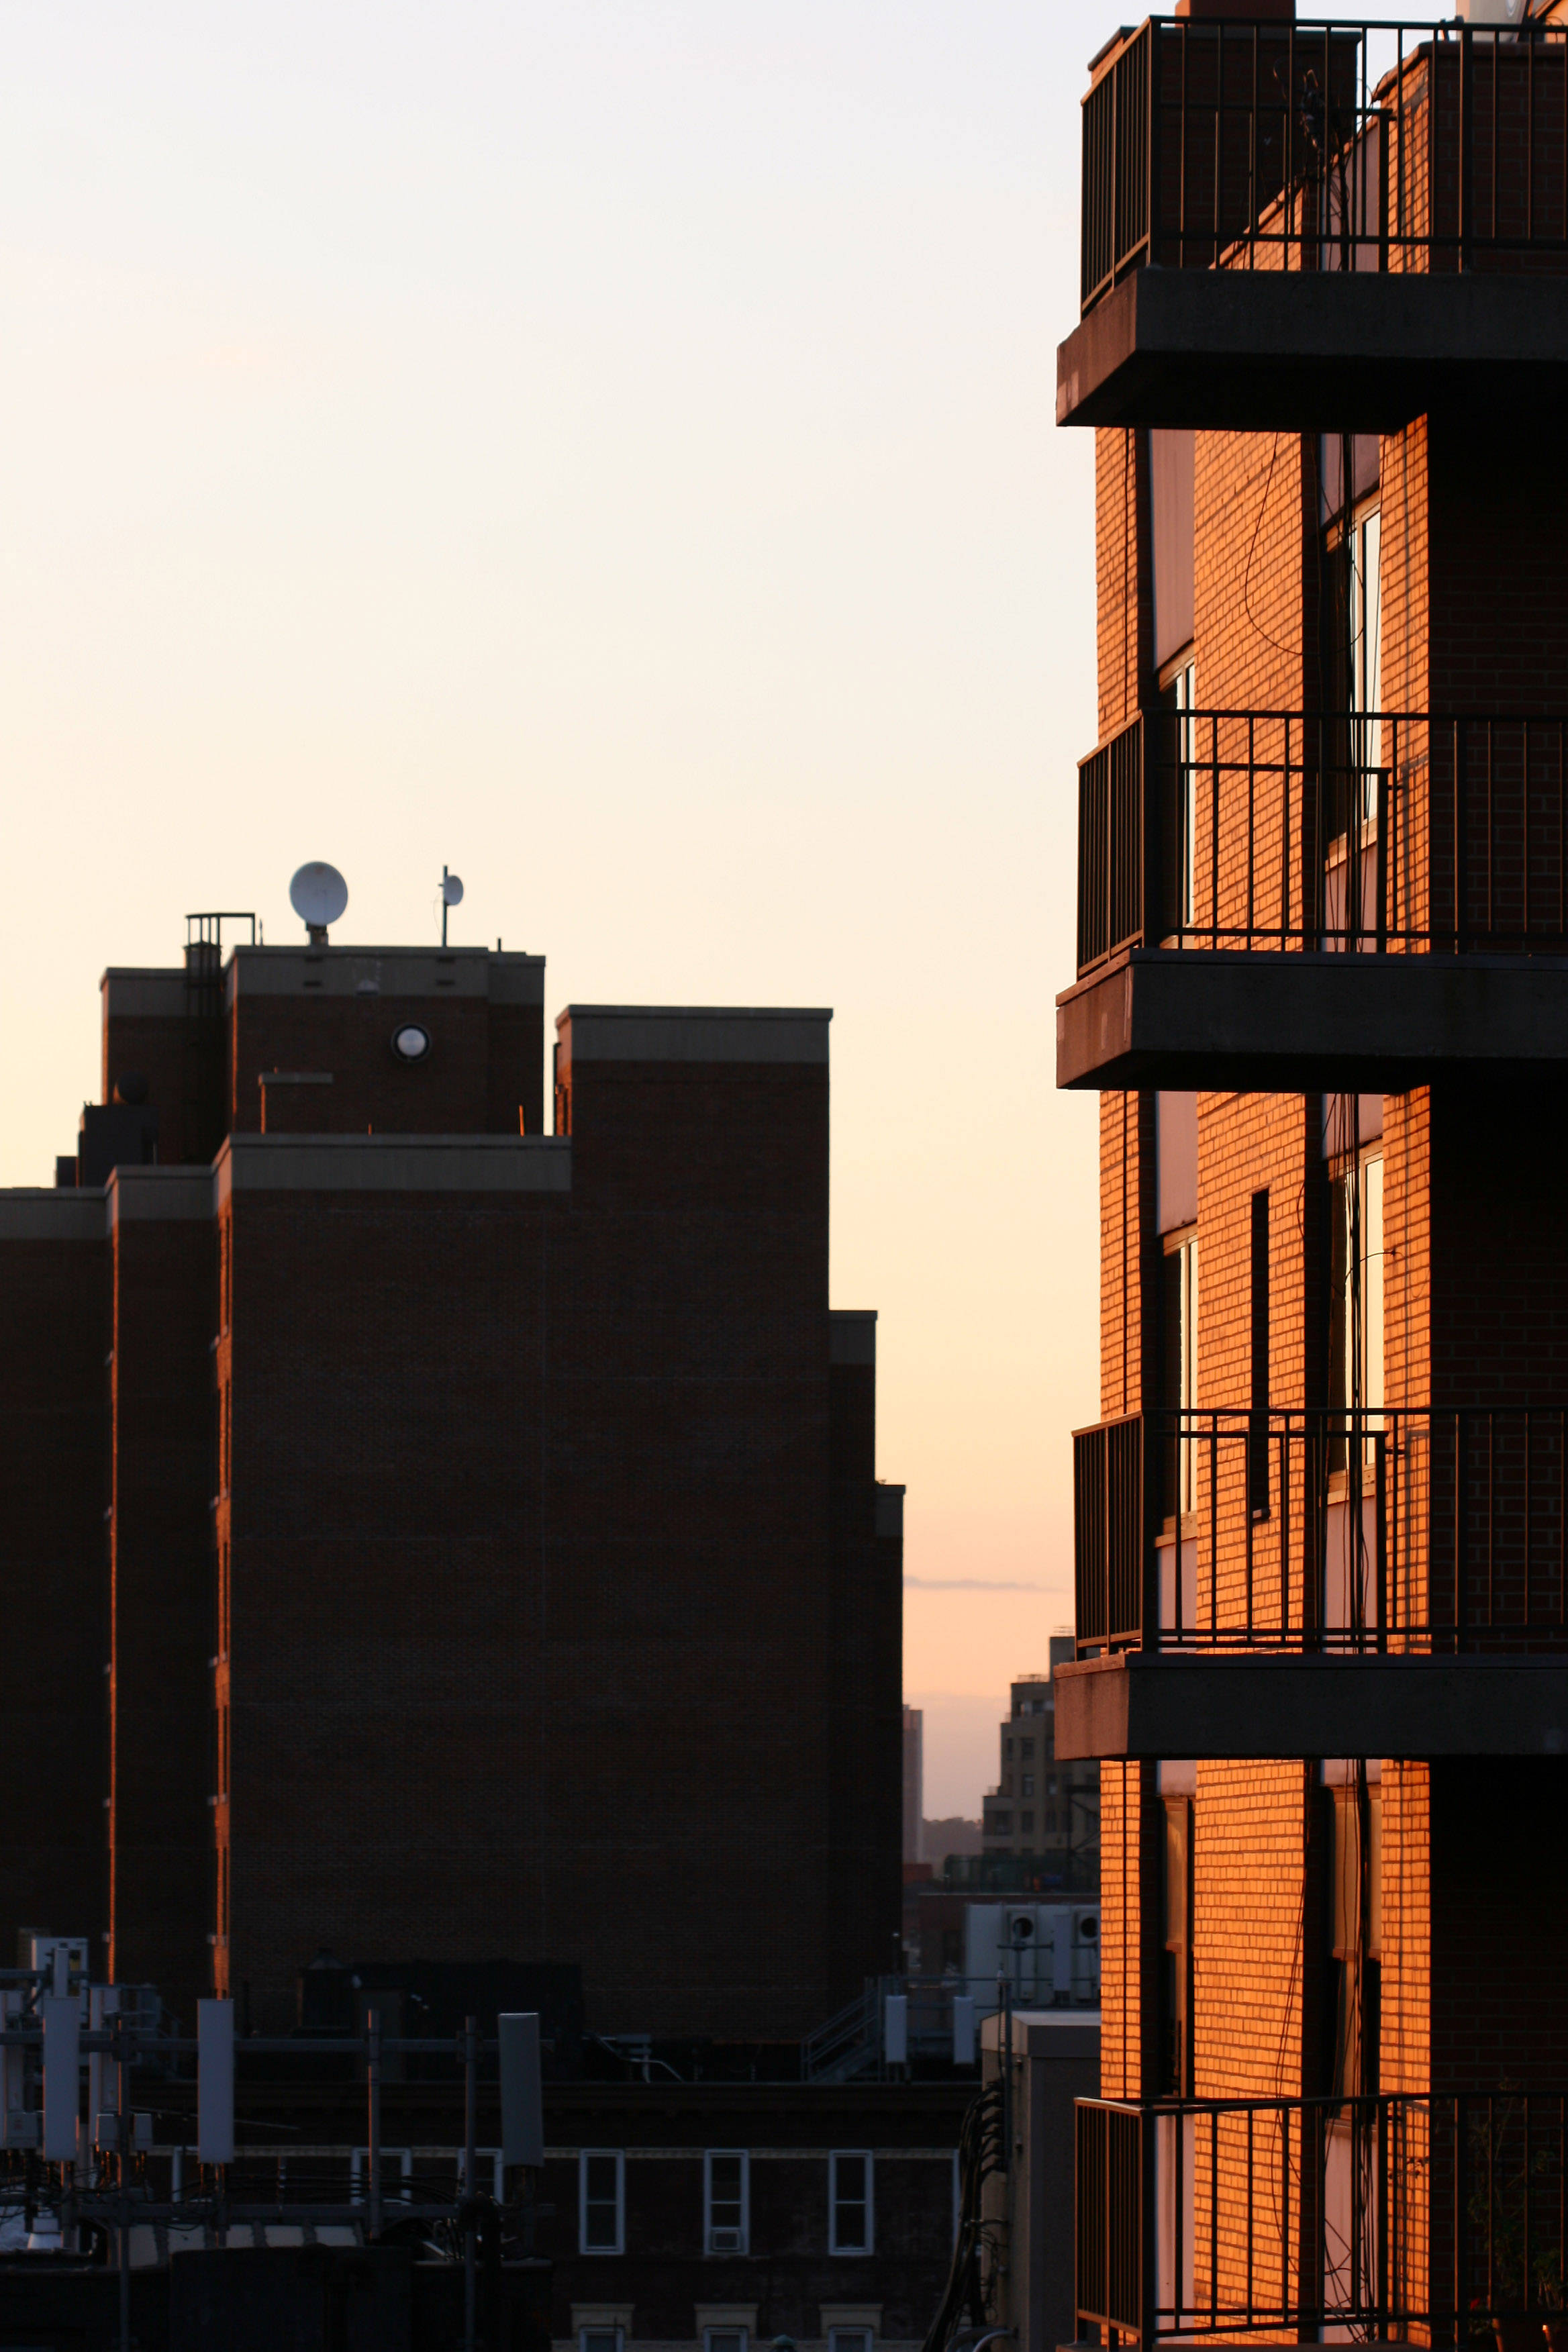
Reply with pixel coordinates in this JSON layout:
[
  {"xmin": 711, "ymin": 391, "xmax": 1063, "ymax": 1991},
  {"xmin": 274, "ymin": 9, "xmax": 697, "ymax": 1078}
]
[
  {"xmin": 709, "ymin": 2228, "xmax": 744, "ymax": 2253},
  {"xmin": 1004, "ymin": 1908, "xmax": 1038, "ymax": 1948},
  {"xmin": 3, "ymin": 2110, "xmax": 39, "ymax": 2151}
]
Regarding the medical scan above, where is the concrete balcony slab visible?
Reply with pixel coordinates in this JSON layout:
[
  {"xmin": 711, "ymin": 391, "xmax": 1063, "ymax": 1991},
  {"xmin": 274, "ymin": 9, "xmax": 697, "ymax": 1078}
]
[
  {"xmin": 1056, "ymin": 948, "xmax": 1568, "ymax": 1092},
  {"xmin": 1057, "ymin": 267, "xmax": 1568, "ymax": 434},
  {"xmin": 1055, "ymin": 1650, "xmax": 1568, "ymax": 1761}
]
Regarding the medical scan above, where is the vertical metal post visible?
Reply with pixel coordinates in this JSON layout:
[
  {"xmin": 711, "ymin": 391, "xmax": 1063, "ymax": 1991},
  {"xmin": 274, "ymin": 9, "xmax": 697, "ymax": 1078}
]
[
  {"xmin": 366, "ymin": 2008, "xmax": 383, "ymax": 2241},
  {"xmin": 1461, "ymin": 28, "xmax": 1475, "ymax": 268},
  {"xmin": 442, "ymin": 867, "xmax": 450, "ymax": 948},
  {"xmin": 464, "ymin": 2016, "xmax": 479, "ymax": 2352},
  {"xmin": 1140, "ymin": 2102, "xmax": 1159, "ymax": 2352}
]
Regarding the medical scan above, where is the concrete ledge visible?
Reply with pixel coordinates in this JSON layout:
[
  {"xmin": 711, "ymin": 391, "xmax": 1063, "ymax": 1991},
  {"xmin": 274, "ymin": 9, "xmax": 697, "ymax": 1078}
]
[
  {"xmin": 558, "ymin": 1006, "xmax": 832, "ymax": 1067},
  {"xmin": 230, "ymin": 947, "xmax": 505, "ymax": 999},
  {"xmin": 108, "ymin": 1169, "xmax": 213, "ymax": 1225},
  {"xmin": 1055, "ymin": 1650, "xmax": 1568, "ymax": 1760},
  {"xmin": 830, "ymin": 1309, "xmax": 878, "ymax": 1365},
  {"xmin": 215, "ymin": 1135, "xmax": 572, "ymax": 1206},
  {"xmin": 0, "ymin": 1189, "xmax": 107, "ymax": 1242},
  {"xmin": 101, "ymin": 970, "xmax": 187, "ymax": 1019},
  {"xmin": 1057, "ymin": 948, "xmax": 1568, "ymax": 1091},
  {"xmin": 1057, "ymin": 266, "xmax": 1568, "ymax": 433}
]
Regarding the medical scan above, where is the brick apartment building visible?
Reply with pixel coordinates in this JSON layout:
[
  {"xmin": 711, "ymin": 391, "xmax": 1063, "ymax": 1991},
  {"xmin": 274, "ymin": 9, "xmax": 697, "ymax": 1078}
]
[
  {"xmin": 979, "ymin": 1647, "xmax": 1099, "ymax": 1884},
  {"xmin": 0, "ymin": 925, "xmax": 903, "ymax": 2042},
  {"xmin": 1048, "ymin": 1, "xmax": 1568, "ymax": 2341}
]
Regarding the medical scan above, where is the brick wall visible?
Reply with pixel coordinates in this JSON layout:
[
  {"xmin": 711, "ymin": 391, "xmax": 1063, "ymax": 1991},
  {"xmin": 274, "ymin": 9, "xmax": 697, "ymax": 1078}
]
[
  {"xmin": 107, "ymin": 1175, "xmax": 218, "ymax": 2028},
  {"xmin": 0, "ymin": 1200, "xmax": 107, "ymax": 1957}
]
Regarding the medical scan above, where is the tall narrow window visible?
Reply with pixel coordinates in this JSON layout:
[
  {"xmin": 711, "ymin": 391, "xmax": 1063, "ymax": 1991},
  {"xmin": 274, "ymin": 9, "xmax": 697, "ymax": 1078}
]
[
  {"xmin": 579, "ymin": 2150, "xmax": 626, "ymax": 2255},
  {"xmin": 1249, "ymin": 1191, "xmax": 1270, "ymax": 1521},
  {"xmin": 704, "ymin": 2151, "xmax": 748, "ymax": 2255},
  {"xmin": 1325, "ymin": 1777, "xmax": 1381, "ymax": 2098},
  {"xmin": 829, "ymin": 2152, "xmax": 873, "ymax": 2255},
  {"xmin": 1158, "ymin": 655, "xmax": 1198, "ymax": 938},
  {"xmin": 1320, "ymin": 467, "xmax": 1383, "ymax": 939},
  {"xmin": 1161, "ymin": 1796, "xmax": 1194, "ymax": 2097},
  {"xmin": 1328, "ymin": 1155, "xmax": 1384, "ymax": 1421},
  {"xmin": 1161, "ymin": 1230, "xmax": 1199, "ymax": 1522}
]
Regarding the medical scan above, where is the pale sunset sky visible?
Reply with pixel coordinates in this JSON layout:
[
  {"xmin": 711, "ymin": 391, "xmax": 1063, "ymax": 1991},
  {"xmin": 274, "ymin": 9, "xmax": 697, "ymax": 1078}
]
[{"xmin": 3, "ymin": 3, "xmax": 1120, "ymax": 1814}]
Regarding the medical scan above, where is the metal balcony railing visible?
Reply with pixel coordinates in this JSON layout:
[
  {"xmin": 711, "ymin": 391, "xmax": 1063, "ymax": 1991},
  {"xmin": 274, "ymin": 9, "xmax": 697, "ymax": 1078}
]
[
  {"xmin": 1073, "ymin": 1406, "xmax": 1568, "ymax": 1655},
  {"xmin": 1076, "ymin": 711, "xmax": 1568, "ymax": 977},
  {"xmin": 1077, "ymin": 2091, "xmax": 1568, "ymax": 2345},
  {"xmin": 1082, "ymin": 17, "xmax": 1568, "ymax": 313}
]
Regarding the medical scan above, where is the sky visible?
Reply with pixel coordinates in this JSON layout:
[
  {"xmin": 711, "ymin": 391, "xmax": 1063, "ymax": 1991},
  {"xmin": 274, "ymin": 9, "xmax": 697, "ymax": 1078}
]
[{"xmin": 0, "ymin": 1, "xmax": 1113, "ymax": 1818}]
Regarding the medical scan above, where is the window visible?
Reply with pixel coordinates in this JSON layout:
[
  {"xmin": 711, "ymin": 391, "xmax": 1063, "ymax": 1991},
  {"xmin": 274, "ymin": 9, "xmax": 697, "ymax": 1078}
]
[
  {"xmin": 704, "ymin": 2150, "xmax": 748, "ymax": 2255},
  {"xmin": 705, "ymin": 2333, "xmax": 746, "ymax": 2352},
  {"xmin": 1160, "ymin": 1796, "xmax": 1193, "ymax": 2098},
  {"xmin": 1161, "ymin": 1229, "xmax": 1199, "ymax": 1520},
  {"xmin": 830, "ymin": 2333, "xmax": 874, "ymax": 2352},
  {"xmin": 987, "ymin": 1812, "xmax": 1011, "ymax": 1835},
  {"xmin": 1157, "ymin": 654, "xmax": 1198, "ymax": 937},
  {"xmin": 1020, "ymin": 1739, "xmax": 1034, "ymax": 1760},
  {"xmin": 1020, "ymin": 1812, "xmax": 1034, "ymax": 1833},
  {"xmin": 1003, "ymin": 1737, "xmax": 1013, "ymax": 1761},
  {"xmin": 579, "ymin": 2151, "xmax": 625, "ymax": 2254},
  {"xmin": 1325, "ymin": 1777, "xmax": 1381, "ymax": 2098},
  {"xmin": 830, "ymin": 2153, "xmax": 873, "ymax": 2254},
  {"xmin": 1248, "ymin": 1189, "xmax": 1270, "ymax": 1522},
  {"xmin": 1320, "ymin": 479, "xmax": 1383, "ymax": 938},
  {"xmin": 1329, "ymin": 1153, "xmax": 1384, "ymax": 1421},
  {"xmin": 581, "ymin": 2334, "xmax": 624, "ymax": 2352},
  {"xmin": 1021, "ymin": 1775, "xmax": 1034, "ymax": 1798}
]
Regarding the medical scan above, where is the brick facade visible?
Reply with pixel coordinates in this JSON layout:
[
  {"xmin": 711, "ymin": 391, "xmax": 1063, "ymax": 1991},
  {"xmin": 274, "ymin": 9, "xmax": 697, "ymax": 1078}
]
[{"xmin": 5, "ymin": 954, "xmax": 901, "ymax": 2044}]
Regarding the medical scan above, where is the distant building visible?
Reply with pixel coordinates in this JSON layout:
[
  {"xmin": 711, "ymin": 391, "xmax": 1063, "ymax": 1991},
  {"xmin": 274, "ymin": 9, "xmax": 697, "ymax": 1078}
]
[
  {"xmin": 0, "ymin": 920, "xmax": 904, "ymax": 2041},
  {"xmin": 980, "ymin": 1640, "xmax": 1099, "ymax": 1885},
  {"xmin": 901, "ymin": 1706, "xmax": 923, "ymax": 1861}
]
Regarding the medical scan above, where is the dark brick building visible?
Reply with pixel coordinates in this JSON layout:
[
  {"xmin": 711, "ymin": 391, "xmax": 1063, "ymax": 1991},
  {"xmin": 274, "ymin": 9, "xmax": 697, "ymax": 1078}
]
[
  {"xmin": 5, "ymin": 930, "xmax": 903, "ymax": 2041},
  {"xmin": 1050, "ymin": 3, "xmax": 1568, "ymax": 2345}
]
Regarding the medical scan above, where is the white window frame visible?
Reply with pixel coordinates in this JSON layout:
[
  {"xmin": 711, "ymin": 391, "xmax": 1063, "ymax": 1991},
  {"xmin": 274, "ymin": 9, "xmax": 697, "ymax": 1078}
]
[
  {"xmin": 829, "ymin": 2150, "xmax": 875, "ymax": 2255},
  {"xmin": 579, "ymin": 2149, "xmax": 626, "ymax": 2255},
  {"xmin": 703, "ymin": 2147, "xmax": 750, "ymax": 2255}
]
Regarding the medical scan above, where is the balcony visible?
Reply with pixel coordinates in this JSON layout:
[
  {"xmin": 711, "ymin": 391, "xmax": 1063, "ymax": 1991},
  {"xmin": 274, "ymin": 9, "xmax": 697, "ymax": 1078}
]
[
  {"xmin": 1060, "ymin": 16, "xmax": 1568, "ymax": 430},
  {"xmin": 1059, "ymin": 709, "xmax": 1568, "ymax": 1090},
  {"xmin": 1077, "ymin": 2090, "xmax": 1568, "ymax": 2347},
  {"xmin": 1059, "ymin": 1407, "xmax": 1568, "ymax": 1759}
]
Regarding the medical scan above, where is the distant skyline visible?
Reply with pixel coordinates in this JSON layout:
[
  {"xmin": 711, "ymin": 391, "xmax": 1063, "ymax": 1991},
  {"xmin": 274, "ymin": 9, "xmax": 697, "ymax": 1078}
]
[{"xmin": 0, "ymin": 3, "xmax": 1109, "ymax": 1818}]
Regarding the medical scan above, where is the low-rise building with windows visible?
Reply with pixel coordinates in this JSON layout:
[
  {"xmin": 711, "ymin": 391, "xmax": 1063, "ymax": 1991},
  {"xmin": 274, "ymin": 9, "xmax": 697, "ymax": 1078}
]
[{"xmin": 543, "ymin": 2080, "xmax": 967, "ymax": 2352}]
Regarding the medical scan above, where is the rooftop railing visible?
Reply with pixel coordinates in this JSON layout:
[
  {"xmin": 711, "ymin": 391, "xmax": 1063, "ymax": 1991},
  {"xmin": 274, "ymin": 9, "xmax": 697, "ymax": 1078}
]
[
  {"xmin": 1073, "ymin": 1406, "xmax": 1568, "ymax": 1655},
  {"xmin": 1076, "ymin": 710, "xmax": 1568, "ymax": 977},
  {"xmin": 1082, "ymin": 17, "xmax": 1568, "ymax": 313},
  {"xmin": 1077, "ymin": 2090, "xmax": 1568, "ymax": 2345}
]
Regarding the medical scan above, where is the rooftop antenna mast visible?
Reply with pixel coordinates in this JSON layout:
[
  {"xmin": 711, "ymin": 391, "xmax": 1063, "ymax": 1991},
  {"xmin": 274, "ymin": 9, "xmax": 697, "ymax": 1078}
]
[{"xmin": 440, "ymin": 865, "xmax": 464, "ymax": 947}]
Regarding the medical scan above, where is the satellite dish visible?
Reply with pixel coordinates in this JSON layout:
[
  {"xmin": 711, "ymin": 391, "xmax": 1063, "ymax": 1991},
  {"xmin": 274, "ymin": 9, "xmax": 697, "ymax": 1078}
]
[
  {"xmin": 289, "ymin": 862, "xmax": 349, "ymax": 942},
  {"xmin": 442, "ymin": 871, "xmax": 464, "ymax": 908}
]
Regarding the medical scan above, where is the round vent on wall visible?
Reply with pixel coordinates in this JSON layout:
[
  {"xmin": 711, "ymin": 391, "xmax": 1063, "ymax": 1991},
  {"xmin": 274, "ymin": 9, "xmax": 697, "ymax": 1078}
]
[{"xmin": 391, "ymin": 1023, "xmax": 432, "ymax": 1065}]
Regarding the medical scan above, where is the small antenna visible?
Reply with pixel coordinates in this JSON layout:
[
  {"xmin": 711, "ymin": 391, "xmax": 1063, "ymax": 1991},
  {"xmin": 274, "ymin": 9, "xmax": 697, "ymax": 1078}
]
[
  {"xmin": 289, "ymin": 863, "xmax": 349, "ymax": 946},
  {"xmin": 440, "ymin": 865, "xmax": 464, "ymax": 948}
]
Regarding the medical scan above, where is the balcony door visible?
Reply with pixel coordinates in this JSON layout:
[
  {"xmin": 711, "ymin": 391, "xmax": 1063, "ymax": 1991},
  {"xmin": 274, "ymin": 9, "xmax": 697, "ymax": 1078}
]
[{"xmin": 1321, "ymin": 461, "xmax": 1383, "ymax": 949}]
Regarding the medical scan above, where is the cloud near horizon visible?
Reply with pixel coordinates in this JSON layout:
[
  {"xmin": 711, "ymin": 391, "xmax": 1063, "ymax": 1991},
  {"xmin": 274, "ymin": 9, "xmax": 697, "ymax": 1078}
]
[{"xmin": 903, "ymin": 1575, "xmax": 1046, "ymax": 1592}]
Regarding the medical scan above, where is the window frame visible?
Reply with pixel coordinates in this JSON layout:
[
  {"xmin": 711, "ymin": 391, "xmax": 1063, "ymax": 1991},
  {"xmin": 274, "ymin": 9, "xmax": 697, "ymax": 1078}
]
[
  {"xmin": 579, "ymin": 2148, "xmax": 626, "ymax": 2256},
  {"xmin": 580, "ymin": 2333, "xmax": 624, "ymax": 2352},
  {"xmin": 703, "ymin": 2148, "xmax": 750, "ymax": 2256},
  {"xmin": 829, "ymin": 2150, "xmax": 875, "ymax": 2255},
  {"xmin": 703, "ymin": 2332, "xmax": 748, "ymax": 2352},
  {"xmin": 828, "ymin": 2332, "xmax": 875, "ymax": 2352}
]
